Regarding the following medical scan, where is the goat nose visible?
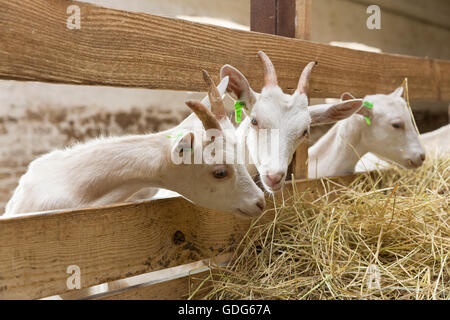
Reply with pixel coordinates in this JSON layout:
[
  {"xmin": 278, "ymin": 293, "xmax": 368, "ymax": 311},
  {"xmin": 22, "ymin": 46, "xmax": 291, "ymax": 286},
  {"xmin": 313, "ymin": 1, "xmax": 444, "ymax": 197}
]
[
  {"xmin": 420, "ymin": 153, "xmax": 426, "ymax": 162},
  {"xmin": 266, "ymin": 172, "xmax": 285, "ymax": 185}
]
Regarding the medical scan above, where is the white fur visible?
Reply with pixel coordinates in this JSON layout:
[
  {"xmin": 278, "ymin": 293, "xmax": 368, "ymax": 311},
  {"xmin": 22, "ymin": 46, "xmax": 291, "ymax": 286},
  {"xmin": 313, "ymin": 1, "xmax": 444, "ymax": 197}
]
[
  {"xmin": 221, "ymin": 63, "xmax": 363, "ymax": 192},
  {"xmin": 355, "ymin": 124, "xmax": 449, "ymax": 171},
  {"xmin": 4, "ymin": 78, "xmax": 265, "ymax": 218},
  {"xmin": 309, "ymin": 88, "xmax": 426, "ymax": 178},
  {"xmin": 235, "ymin": 88, "xmax": 311, "ymax": 191},
  {"xmin": 419, "ymin": 124, "xmax": 450, "ymax": 157}
]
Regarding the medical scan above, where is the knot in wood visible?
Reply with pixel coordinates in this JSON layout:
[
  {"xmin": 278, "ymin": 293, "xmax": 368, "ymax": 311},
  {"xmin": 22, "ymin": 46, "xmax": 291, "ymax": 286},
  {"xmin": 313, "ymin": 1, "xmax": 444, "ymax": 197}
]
[{"xmin": 173, "ymin": 230, "xmax": 185, "ymax": 245}]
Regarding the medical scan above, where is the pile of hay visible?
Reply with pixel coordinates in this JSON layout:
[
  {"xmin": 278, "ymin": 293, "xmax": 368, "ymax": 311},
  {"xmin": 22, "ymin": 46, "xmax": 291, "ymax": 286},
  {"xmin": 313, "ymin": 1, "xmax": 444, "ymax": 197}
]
[{"xmin": 201, "ymin": 157, "xmax": 449, "ymax": 300}]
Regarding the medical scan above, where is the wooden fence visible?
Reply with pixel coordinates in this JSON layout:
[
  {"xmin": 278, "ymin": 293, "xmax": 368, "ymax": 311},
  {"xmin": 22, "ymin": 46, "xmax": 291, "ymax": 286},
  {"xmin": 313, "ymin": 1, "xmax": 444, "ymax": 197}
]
[{"xmin": 0, "ymin": 0, "xmax": 448, "ymax": 299}]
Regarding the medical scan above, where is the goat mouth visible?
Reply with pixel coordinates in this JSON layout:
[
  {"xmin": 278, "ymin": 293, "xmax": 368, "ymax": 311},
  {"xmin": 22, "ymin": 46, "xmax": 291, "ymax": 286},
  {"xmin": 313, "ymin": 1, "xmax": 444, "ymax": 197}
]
[
  {"xmin": 261, "ymin": 178, "xmax": 284, "ymax": 192},
  {"xmin": 265, "ymin": 182, "xmax": 283, "ymax": 192},
  {"xmin": 406, "ymin": 159, "xmax": 422, "ymax": 169},
  {"xmin": 235, "ymin": 208, "xmax": 248, "ymax": 215},
  {"xmin": 236, "ymin": 207, "xmax": 262, "ymax": 218},
  {"xmin": 271, "ymin": 184, "xmax": 283, "ymax": 191}
]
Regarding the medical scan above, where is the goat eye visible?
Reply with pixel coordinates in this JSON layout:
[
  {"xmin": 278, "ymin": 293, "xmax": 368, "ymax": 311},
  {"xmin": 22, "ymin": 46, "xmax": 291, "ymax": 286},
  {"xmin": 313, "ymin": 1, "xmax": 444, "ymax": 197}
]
[
  {"xmin": 302, "ymin": 129, "xmax": 309, "ymax": 137},
  {"xmin": 213, "ymin": 168, "xmax": 228, "ymax": 179},
  {"xmin": 392, "ymin": 122, "xmax": 403, "ymax": 129},
  {"xmin": 251, "ymin": 118, "xmax": 258, "ymax": 127}
]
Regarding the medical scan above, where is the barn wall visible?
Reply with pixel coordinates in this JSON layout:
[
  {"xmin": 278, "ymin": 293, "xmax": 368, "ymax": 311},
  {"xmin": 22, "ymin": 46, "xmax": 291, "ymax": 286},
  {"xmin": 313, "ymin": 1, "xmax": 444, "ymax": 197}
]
[
  {"xmin": 312, "ymin": 0, "xmax": 450, "ymax": 60},
  {"xmin": 0, "ymin": 0, "xmax": 449, "ymax": 213}
]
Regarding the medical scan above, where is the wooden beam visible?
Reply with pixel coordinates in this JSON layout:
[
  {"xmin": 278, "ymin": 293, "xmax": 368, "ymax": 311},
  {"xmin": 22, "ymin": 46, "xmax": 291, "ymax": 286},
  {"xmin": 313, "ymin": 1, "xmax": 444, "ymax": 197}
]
[
  {"xmin": 0, "ymin": 0, "xmax": 449, "ymax": 101},
  {"xmin": 97, "ymin": 271, "xmax": 211, "ymax": 300},
  {"xmin": 61, "ymin": 254, "xmax": 231, "ymax": 300},
  {"xmin": 277, "ymin": 0, "xmax": 297, "ymax": 38},
  {"xmin": 250, "ymin": 0, "xmax": 296, "ymax": 37},
  {"xmin": 250, "ymin": 0, "xmax": 277, "ymax": 35},
  {"xmin": 295, "ymin": 0, "xmax": 312, "ymax": 40},
  {"xmin": 0, "ymin": 198, "xmax": 252, "ymax": 299}
]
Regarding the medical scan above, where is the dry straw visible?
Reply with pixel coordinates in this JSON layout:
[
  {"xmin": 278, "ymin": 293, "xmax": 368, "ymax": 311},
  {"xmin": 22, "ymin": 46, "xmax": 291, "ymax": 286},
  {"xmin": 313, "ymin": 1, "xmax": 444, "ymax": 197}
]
[{"xmin": 195, "ymin": 157, "xmax": 449, "ymax": 300}]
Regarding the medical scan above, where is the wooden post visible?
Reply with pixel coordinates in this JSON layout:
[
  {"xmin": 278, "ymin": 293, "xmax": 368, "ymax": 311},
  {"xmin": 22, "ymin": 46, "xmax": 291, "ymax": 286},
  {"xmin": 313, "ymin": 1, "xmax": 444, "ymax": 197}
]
[
  {"xmin": 295, "ymin": 0, "xmax": 312, "ymax": 40},
  {"xmin": 251, "ymin": 0, "xmax": 311, "ymax": 179},
  {"xmin": 250, "ymin": 0, "xmax": 296, "ymax": 37},
  {"xmin": 290, "ymin": 0, "xmax": 312, "ymax": 180}
]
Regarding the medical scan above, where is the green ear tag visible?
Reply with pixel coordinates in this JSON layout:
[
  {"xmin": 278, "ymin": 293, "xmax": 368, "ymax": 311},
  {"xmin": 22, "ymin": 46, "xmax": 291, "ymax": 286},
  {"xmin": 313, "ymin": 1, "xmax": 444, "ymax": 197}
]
[
  {"xmin": 363, "ymin": 101, "xmax": 373, "ymax": 125},
  {"xmin": 234, "ymin": 101, "xmax": 245, "ymax": 123},
  {"xmin": 363, "ymin": 101, "xmax": 374, "ymax": 109}
]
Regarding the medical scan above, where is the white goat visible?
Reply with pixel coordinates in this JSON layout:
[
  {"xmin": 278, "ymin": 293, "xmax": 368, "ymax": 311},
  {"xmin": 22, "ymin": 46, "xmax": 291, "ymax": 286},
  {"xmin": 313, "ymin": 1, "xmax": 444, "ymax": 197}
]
[
  {"xmin": 221, "ymin": 51, "xmax": 364, "ymax": 191},
  {"xmin": 355, "ymin": 123, "xmax": 449, "ymax": 171},
  {"xmin": 420, "ymin": 124, "xmax": 449, "ymax": 156},
  {"xmin": 4, "ymin": 71, "xmax": 265, "ymax": 218},
  {"xmin": 309, "ymin": 88, "xmax": 426, "ymax": 178}
]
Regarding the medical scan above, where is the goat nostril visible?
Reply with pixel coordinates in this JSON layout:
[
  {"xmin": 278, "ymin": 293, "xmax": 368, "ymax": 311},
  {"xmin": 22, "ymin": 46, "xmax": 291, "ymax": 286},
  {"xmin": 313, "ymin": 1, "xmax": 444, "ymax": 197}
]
[
  {"xmin": 420, "ymin": 153, "xmax": 426, "ymax": 161},
  {"xmin": 266, "ymin": 172, "xmax": 284, "ymax": 185},
  {"xmin": 268, "ymin": 175, "xmax": 280, "ymax": 184}
]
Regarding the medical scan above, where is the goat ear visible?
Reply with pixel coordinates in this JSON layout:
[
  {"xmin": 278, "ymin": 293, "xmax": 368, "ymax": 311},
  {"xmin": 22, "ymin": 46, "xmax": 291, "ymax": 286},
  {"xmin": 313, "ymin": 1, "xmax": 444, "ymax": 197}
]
[
  {"xmin": 340, "ymin": 92, "xmax": 371, "ymax": 117},
  {"xmin": 220, "ymin": 64, "xmax": 257, "ymax": 111},
  {"xmin": 340, "ymin": 92, "xmax": 356, "ymax": 101},
  {"xmin": 171, "ymin": 132, "xmax": 194, "ymax": 162},
  {"xmin": 389, "ymin": 87, "xmax": 404, "ymax": 98},
  {"xmin": 310, "ymin": 99, "xmax": 363, "ymax": 126}
]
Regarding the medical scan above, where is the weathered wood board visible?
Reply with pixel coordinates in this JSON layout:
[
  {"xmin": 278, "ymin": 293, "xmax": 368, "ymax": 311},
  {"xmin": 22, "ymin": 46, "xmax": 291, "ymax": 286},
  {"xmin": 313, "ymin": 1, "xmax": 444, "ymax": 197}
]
[{"xmin": 0, "ymin": 0, "xmax": 449, "ymax": 101}]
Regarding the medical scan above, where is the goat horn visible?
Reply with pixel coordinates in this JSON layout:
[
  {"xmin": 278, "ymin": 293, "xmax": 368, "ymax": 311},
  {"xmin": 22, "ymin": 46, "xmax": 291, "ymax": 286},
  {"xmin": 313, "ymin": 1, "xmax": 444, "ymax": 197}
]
[
  {"xmin": 257, "ymin": 51, "xmax": 278, "ymax": 88},
  {"xmin": 298, "ymin": 61, "xmax": 317, "ymax": 96},
  {"xmin": 185, "ymin": 100, "xmax": 222, "ymax": 132},
  {"xmin": 202, "ymin": 70, "xmax": 226, "ymax": 120}
]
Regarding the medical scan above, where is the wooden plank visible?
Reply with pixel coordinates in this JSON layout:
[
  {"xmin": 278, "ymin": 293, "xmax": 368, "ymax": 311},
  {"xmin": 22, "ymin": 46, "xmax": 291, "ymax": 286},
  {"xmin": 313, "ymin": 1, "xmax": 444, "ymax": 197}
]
[
  {"xmin": 59, "ymin": 254, "xmax": 231, "ymax": 300},
  {"xmin": 0, "ymin": 198, "xmax": 252, "ymax": 299},
  {"xmin": 0, "ymin": 0, "xmax": 449, "ymax": 101},
  {"xmin": 0, "ymin": 172, "xmax": 374, "ymax": 300},
  {"xmin": 276, "ymin": 0, "xmax": 297, "ymax": 38},
  {"xmin": 290, "ymin": 149, "xmax": 308, "ymax": 180},
  {"xmin": 97, "ymin": 271, "xmax": 212, "ymax": 300},
  {"xmin": 92, "ymin": 254, "xmax": 232, "ymax": 300},
  {"xmin": 251, "ymin": 0, "xmax": 296, "ymax": 38},
  {"xmin": 295, "ymin": 0, "xmax": 312, "ymax": 40}
]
